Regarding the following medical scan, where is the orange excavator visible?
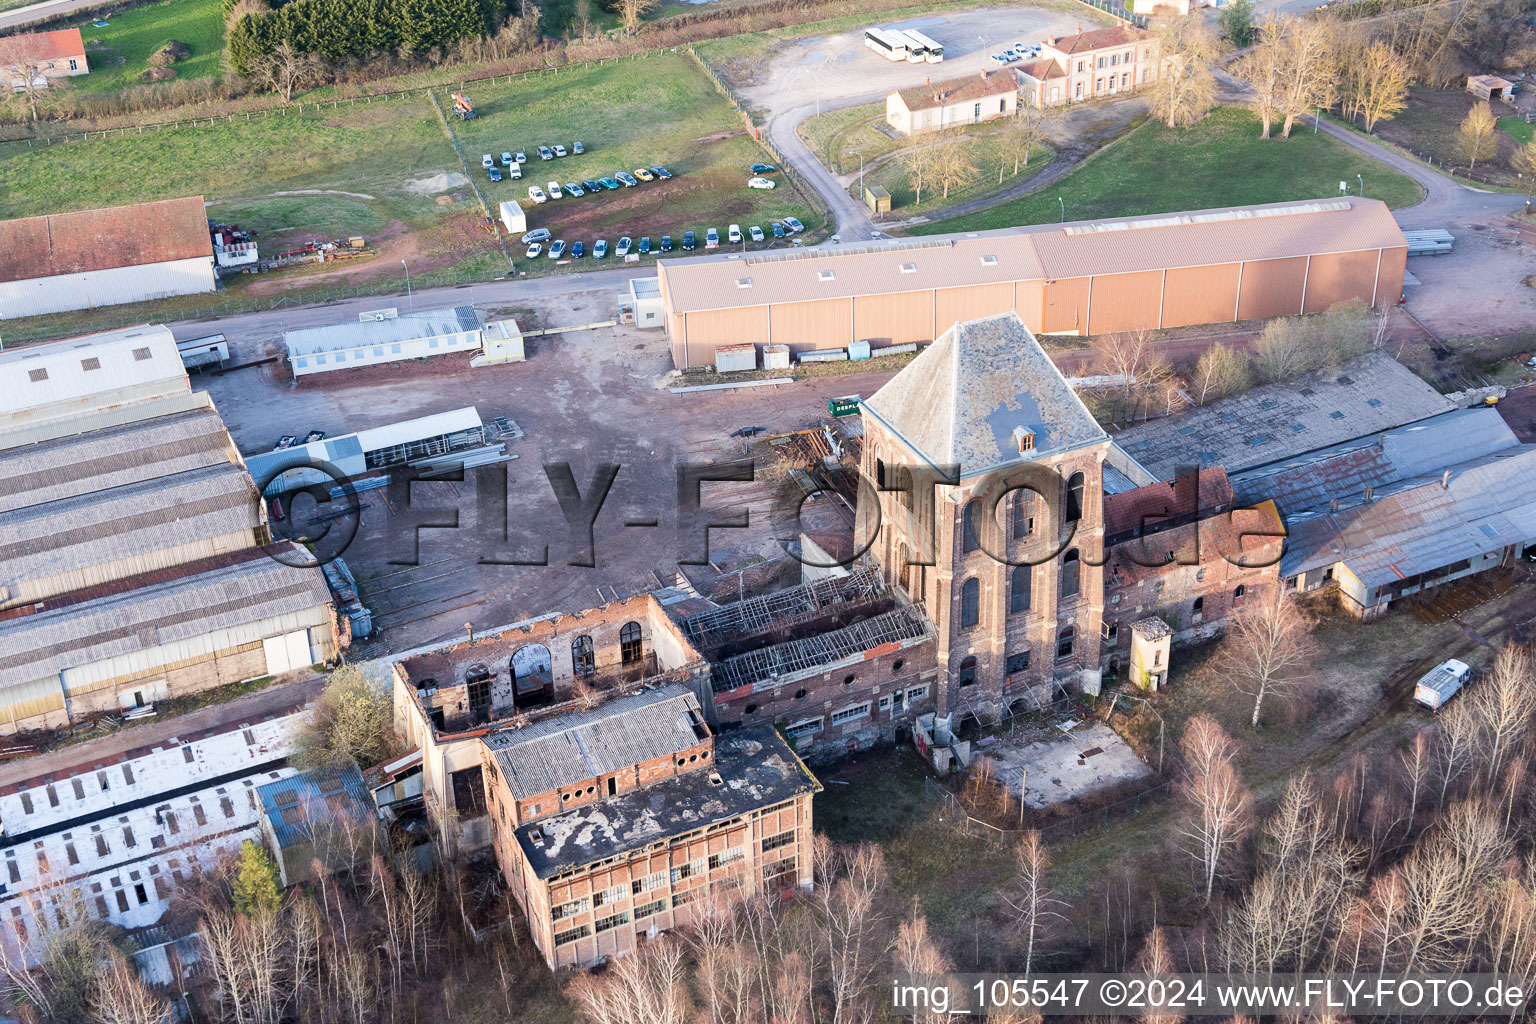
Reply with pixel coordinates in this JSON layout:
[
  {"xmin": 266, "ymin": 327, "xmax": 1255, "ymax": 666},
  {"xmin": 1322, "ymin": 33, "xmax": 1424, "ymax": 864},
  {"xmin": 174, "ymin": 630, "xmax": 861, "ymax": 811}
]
[{"xmin": 451, "ymin": 92, "xmax": 476, "ymax": 120}]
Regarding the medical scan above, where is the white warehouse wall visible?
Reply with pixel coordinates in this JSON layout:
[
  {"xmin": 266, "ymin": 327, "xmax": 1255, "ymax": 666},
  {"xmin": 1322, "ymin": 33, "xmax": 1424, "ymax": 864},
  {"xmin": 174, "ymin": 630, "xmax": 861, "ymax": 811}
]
[{"xmin": 0, "ymin": 257, "xmax": 217, "ymax": 320}]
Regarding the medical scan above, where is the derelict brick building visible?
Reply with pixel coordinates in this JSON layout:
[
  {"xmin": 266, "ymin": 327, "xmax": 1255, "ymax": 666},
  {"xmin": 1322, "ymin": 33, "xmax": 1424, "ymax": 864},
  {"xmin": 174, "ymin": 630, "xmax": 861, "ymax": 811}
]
[{"xmin": 654, "ymin": 199, "xmax": 1408, "ymax": 368}]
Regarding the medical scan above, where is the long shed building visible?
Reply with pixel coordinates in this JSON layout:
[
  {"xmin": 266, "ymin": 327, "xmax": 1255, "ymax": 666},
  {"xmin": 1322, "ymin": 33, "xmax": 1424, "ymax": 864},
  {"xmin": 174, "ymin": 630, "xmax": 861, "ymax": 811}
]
[{"xmin": 655, "ymin": 199, "xmax": 1408, "ymax": 368}]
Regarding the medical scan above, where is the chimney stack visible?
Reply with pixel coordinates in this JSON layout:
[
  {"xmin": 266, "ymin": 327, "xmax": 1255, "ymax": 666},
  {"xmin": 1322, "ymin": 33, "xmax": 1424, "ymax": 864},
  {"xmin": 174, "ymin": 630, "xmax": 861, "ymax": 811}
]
[
  {"xmin": 1329, "ymin": 498, "xmax": 1340, "ymax": 512},
  {"xmin": 1362, "ymin": 486, "xmax": 1374, "ymax": 502},
  {"xmin": 465, "ymin": 621, "xmax": 474, "ymax": 645},
  {"xmin": 1441, "ymin": 469, "xmax": 1453, "ymax": 489}
]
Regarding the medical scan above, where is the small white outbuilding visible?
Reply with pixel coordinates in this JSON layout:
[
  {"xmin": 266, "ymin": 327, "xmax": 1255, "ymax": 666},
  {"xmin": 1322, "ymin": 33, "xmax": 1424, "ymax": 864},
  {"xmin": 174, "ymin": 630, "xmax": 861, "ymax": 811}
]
[{"xmin": 499, "ymin": 201, "xmax": 527, "ymax": 234}]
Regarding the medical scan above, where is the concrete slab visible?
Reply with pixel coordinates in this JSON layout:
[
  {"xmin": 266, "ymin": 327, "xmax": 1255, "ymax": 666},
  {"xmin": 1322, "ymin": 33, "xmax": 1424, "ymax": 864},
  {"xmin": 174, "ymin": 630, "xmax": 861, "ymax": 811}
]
[{"xmin": 980, "ymin": 720, "xmax": 1154, "ymax": 809}]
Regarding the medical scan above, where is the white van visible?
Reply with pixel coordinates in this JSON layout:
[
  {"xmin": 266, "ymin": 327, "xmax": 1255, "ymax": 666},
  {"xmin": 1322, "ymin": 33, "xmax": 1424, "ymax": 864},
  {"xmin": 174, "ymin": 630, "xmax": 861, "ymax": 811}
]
[
  {"xmin": 1414, "ymin": 659, "xmax": 1471, "ymax": 711},
  {"xmin": 728, "ymin": 224, "xmax": 742, "ymax": 244}
]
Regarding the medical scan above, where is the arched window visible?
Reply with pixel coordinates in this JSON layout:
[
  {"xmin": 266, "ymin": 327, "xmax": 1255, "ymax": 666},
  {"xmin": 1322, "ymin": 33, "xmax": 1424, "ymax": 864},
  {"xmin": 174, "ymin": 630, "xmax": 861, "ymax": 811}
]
[
  {"xmin": 957, "ymin": 656, "xmax": 978, "ymax": 688},
  {"xmin": 619, "ymin": 622, "xmax": 643, "ymax": 665},
  {"xmin": 1066, "ymin": 472, "xmax": 1085, "ymax": 524},
  {"xmin": 1233, "ymin": 584, "xmax": 1246, "ymax": 607},
  {"xmin": 1061, "ymin": 549, "xmax": 1080, "ymax": 599},
  {"xmin": 1057, "ymin": 628, "xmax": 1075, "ymax": 659},
  {"xmin": 960, "ymin": 578, "xmax": 980, "ymax": 628},
  {"xmin": 1012, "ymin": 489, "xmax": 1035, "ymax": 540},
  {"xmin": 962, "ymin": 501, "xmax": 981, "ymax": 553},
  {"xmin": 1192, "ymin": 596, "xmax": 1204, "ymax": 622},
  {"xmin": 571, "ymin": 635, "xmax": 594, "ymax": 677},
  {"xmin": 875, "ymin": 457, "xmax": 887, "ymax": 489},
  {"xmin": 1011, "ymin": 566, "xmax": 1032, "ymax": 613}
]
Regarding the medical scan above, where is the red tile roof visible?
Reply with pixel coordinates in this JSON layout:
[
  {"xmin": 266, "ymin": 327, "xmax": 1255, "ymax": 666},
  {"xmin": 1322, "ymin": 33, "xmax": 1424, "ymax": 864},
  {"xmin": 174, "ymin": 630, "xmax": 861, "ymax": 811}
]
[
  {"xmin": 893, "ymin": 71, "xmax": 1017, "ymax": 112},
  {"xmin": 0, "ymin": 196, "xmax": 212, "ymax": 284},
  {"xmin": 0, "ymin": 28, "xmax": 86, "ymax": 63},
  {"xmin": 1015, "ymin": 58, "xmax": 1066, "ymax": 81},
  {"xmin": 1104, "ymin": 467, "xmax": 1233, "ymax": 540},
  {"xmin": 1046, "ymin": 25, "xmax": 1149, "ymax": 54}
]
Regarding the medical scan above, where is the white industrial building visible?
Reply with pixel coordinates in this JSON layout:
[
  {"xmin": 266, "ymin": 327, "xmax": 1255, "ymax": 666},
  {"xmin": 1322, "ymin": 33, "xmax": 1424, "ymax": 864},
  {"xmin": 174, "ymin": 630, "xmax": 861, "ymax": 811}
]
[
  {"xmin": 0, "ymin": 197, "xmax": 216, "ymax": 320},
  {"xmin": 0, "ymin": 325, "xmax": 339, "ymax": 734},
  {"xmin": 284, "ymin": 306, "xmax": 523, "ymax": 378},
  {"xmin": 0, "ymin": 704, "xmax": 307, "ymax": 976}
]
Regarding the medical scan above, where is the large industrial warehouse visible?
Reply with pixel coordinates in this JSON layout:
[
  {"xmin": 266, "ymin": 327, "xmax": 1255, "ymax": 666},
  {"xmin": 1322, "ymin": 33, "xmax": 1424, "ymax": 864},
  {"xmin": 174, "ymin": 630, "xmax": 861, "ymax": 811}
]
[
  {"xmin": 654, "ymin": 199, "xmax": 1408, "ymax": 368},
  {"xmin": 0, "ymin": 325, "xmax": 338, "ymax": 733},
  {"xmin": 0, "ymin": 196, "xmax": 216, "ymax": 320}
]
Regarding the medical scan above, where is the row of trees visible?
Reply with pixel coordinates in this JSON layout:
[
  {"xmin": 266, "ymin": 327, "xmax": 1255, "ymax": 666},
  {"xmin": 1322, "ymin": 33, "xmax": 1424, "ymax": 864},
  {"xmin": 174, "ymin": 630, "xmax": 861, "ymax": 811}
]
[{"xmin": 899, "ymin": 105, "xmax": 1056, "ymax": 207}]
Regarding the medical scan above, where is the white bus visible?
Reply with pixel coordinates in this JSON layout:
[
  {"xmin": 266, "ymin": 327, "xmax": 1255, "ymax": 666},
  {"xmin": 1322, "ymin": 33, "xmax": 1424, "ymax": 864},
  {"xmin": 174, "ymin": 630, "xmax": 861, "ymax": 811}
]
[
  {"xmin": 890, "ymin": 29, "xmax": 928, "ymax": 62},
  {"xmin": 903, "ymin": 29, "xmax": 944, "ymax": 63},
  {"xmin": 864, "ymin": 27, "xmax": 909, "ymax": 61}
]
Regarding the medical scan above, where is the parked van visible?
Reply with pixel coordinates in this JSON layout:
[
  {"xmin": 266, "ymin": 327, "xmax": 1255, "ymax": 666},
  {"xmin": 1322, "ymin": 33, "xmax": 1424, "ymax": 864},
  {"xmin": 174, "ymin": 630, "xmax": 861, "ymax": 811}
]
[{"xmin": 1414, "ymin": 659, "xmax": 1471, "ymax": 711}]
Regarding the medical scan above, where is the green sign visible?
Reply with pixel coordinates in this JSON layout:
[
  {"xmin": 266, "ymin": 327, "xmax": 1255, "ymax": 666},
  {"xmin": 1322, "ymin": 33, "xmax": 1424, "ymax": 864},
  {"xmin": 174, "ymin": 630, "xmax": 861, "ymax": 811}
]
[{"xmin": 829, "ymin": 395, "xmax": 861, "ymax": 417}]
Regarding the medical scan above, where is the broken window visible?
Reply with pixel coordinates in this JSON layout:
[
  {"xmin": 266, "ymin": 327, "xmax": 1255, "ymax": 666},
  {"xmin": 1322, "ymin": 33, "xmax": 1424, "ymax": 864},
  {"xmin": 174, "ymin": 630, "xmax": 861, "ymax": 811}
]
[
  {"xmin": 1191, "ymin": 596, "xmax": 1204, "ymax": 623},
  {"xmin": 619, "ymin": 622, "xmax": 643, "ymax": 665},
  {"xmin": 961, "ymin": 501, "xmax": 981, "ymax": 553},
  {"xmin": 571, "ymin": 635, "xmax": 595, "ymax": 677},
  {"xmin": 1061, "ymin": 549, "xmax": 1080, "ymax": 599},
  {"xmin": 957, "ymin": 656, "xmax": 978, "ymax": 688},
  {"xmin": 451, "ymin": 767, "xmax": 487, "ymax": 816},
  {"xmin": 960, "ymin": 578, "xmax": 980, "ymax": 629},
  {"xmin": 1232, "ymin": 584, "xmax": 1246, "ymax": 607},
  {"xmin": 1006, "ymin": 651, "xmax": 1030, "ymax": 675},
  {"xmin": 1011, "ymin": 566, "xmax": 1032, "ymax": 613},
  {"xmin": 1065, "ymin": 473, "xmax": 1085, "ymax": 524},
  {"xmin": 1012, "ymin": 489, "xmax": 1035, "ymax": 540},
  {"xmin": 1057, "ymin": 628, "xmax": 1075, "ymax": 660}
]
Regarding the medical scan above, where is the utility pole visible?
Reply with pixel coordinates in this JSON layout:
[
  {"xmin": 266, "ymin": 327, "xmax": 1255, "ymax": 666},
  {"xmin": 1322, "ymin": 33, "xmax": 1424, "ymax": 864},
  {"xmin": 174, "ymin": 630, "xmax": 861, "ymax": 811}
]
[
  {"xmin": 1058, "ymin": 196, "xmax": 1065, "ymax": 222},
  {"xmin": 1357, "ymin": 173, "xmax": 1364, "ymax": 196},
  {"xmin": 402, "ymin": 259, "xmax": 413, "ymax": 311}
]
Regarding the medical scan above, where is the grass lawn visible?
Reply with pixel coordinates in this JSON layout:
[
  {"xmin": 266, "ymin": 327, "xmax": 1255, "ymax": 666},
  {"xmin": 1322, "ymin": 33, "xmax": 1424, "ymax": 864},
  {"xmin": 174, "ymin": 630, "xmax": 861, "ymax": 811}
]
[
  {"xmin": 867, "ymin": 135, "xmax": 1053, "ymax": 215},
  {"xmin": 911, "ymin": 106, "xmax": 1425, "ymax": 235},
  {"xmin": 1500, "ymin": 116, "xmax": 1534, "ymax": 145},
  {"xmin": 798, "ymin": 101, "xmax": 912, "ymax": 175},
  {"xmin": 70, "ymin": 0, "xmax": 227, "ymax": 94}
]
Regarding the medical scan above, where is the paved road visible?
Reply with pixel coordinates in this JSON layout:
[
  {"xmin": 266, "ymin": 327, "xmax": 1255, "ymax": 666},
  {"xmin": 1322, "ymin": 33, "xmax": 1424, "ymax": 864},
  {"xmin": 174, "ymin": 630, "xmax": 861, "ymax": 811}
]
[{"xmin": 0, "ymin": 0, "xmax": 100, "ymax": 31}]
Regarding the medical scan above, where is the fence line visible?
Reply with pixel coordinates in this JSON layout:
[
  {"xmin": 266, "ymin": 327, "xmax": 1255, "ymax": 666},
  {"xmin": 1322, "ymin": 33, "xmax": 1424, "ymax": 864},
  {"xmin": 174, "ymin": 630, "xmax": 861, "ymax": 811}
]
[
  {"xmin": 426, "ymin": 89, "xmax": 515, "ymax": 269},
  {"xmin": 923, "ymin": 775, "xmax": 1172, "ymax": 846}
]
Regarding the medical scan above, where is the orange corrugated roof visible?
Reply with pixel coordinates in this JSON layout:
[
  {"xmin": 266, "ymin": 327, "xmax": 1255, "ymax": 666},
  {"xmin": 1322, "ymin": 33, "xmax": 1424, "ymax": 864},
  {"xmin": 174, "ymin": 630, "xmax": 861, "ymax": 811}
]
[
  {"xmin": 0, "ymin": 197, "xmax": 212, "ymax": 284},
  {"xmin": 893, "ymin": 71, "xmax": 1017, "ymax": 112},
  {"xmin": 0, "ymin": 28, "xmax": 86, "ymax": 63}
]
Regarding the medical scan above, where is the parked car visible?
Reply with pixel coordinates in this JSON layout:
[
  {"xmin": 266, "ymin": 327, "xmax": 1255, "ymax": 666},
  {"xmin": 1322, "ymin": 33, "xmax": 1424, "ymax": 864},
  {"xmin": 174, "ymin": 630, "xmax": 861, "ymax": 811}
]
[
  {"xmin": 514, "ymin": 151, "xmax": 527, "ymax": 164},
  {"xmin": 616, "ymin": 236, "xmax": 633, "ymax": 257},
  {"xmin": 582, "ymin": 179, "xmax": 601, "ymax": 193},
  {"xmin": 267, "ymin": 496, "xmax": 285, "ymax": 522},
  {"xmin": 548, "ymin": 180, "xmax": 562, "ymax": 198},
  {"xmin": 598, "ymin": 177, "xmax": 620, "ymax": 190},
  {"xmin": 638, "ymin": 236, "xmax": 652, "ymax": 254},
  {"xmin": 683, "ymin": 230, "xmax": 696, "ymax": 250},
  {"xmin": 705, "ymin": 227, "xmax": 719, "ymax": 249},
  {"xmin": 571, "ymin": 240, "xmax": 585, "ymax": 258},
  {"xmin": 660, "ymin": 235, "xmax": 673, "ymax": 252},
  {"xmin": 650, "ymin": 165, "xmax": 673, "ymax": 179},
  {"xmin": 553, "ymin": 143, "xmax": 569, "ymax": 157},
  {"xmin": 783, "ymin": 216, "xmax": 805, "ymax": 233},
  {"xmin": 749, "ymin": 225, "xmax": 764, "ymax": 242},
  {"xmin": 564, "ymin": 182, "xmax": 584, "ymax": 197},
  {"xmin": 594, "ymin": 239, "xmax": 609, "ymax": 258},
  {"xmin": 748, "ymin": 177, "xmax": 776, "ymax": 190},
  {"xmin": 616, "ymin": 171, "xmax": 639, "ymax": 187},
  {"xmin": 572, "ymin": 140, "xmax": 585, "ymax": 154},
  {"xmin": 508, "ymin": 164, "xmax": 523, "ymax": 180},
  {"xmin": 989, "ymin": 53, "xmax": 1011, "ymax": 66},
  {"xmin": 770, "ymin": 221, "xmax": 785, "ymax": 238},
  {"xmin": 749, "ymin": 163, "xmax": 776, "ymax": 174},
  {"xmin": 487, "ymin": 166, "xmax": 502, "ymax": 181},
  {"xmin": 548, "ymin": 239, "xmax": 566, "ymax": 258},
  {"xmin": 633, "ymin": 167, "xmax": 656, "ymax": 182},
  {"xmin": 500, "ymin": 151, "xmax": 513, "ymax": 167},
  {"xmin": 727, "ymin": 224, "xmax": 742, "ymax": 244},
  {"xmin": 481, "ymin": 153, "xmax": 495, "ymax": 168},
  {"xmin": 527, "ymin": 185, "xmax": 548, "ymax": 203},
  {"xmin": 538, "ymin": 145, "xmax": 553, "ymax": 160},
  {"xmin": 522, "ymin": 228, "xmax": 552, "ymax": 244},
  {"xmin": 1415, "ymin": 659, "xmax": 1472, "ymax": 711},
  {"xmin": 1002, "ymin": 48, "xmax": 1021, "ymax": 61},
  {"xmin": 526, "ymin": 242, "xmax": 543, "ymax": 258}
]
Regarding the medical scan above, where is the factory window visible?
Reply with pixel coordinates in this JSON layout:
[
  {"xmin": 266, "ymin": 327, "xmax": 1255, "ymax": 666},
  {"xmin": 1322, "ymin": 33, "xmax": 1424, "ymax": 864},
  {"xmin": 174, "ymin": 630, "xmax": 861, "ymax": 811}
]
[
  {"xmin": 552, "ymin": 897, "xmax": 589, "ymax": 921},
  {"xmin": 132, "ymin": 347, "xmax": 152, "ymax": 361},
  {"xmin": 122, "ymin": 827, "xmax": 135, "ymax": 848},
  {"xmin": 960, "ymin": 578, "xmax": 980, "ymax": 628},
  {"xmin": 80, "ymin": 358, "xmax": 100, "ymax": 371},
  {"xmin": 1011, "ymin": 567, "xmax": 1032, "ymax": 613},
  {"xmin": 45, "ymin": 784, "xmax": 57, "ymax": 808},
  {"xmin": 1233, "ymin": 585, "xmax": 1246, "ymax": 607},
  {"xmin": 373, "ymin": 347, "xmax": 384, "ymax": 357},
  {"xmin": 831, "ymin": 702, "xmax": 871, "ymax": 726},
  {"xmin": 907, "ymin": 685, "xmax": 928, "ymax": 701},
  {"xmin": 133, "ymin": 884, "xmax": 147, "ymax": 905},
  {"xmin": 594, "ymin": 912, "xmax": 629, "ymax": 933},
  {"xmin": 1057, "ymin": 628, "xmax": 1075, "ymax": 659},
  {"xmin": 1191, "ymin": 596, "xmax": 1204, "ymax": 624},
  {"xmin": 64, "ymin": 843, "xmax": 78, "ymax": 867},
  {"xmin": 4, "ymin": 858, "xmax": 17, "ymax": 885},
  {"xmin": 708, "ymin": 848, "xmax": 745, "ymax": 870},
  {"xmin": 122, "ymin": 764, "xmax": 134, "ymax": 786},
  {"xmin": 571, "ymin": 635, "xmax": 594, "ymax": 677},
  {"xmin": 1066, "ymin": 473, "xmax": 1085, "ymax": 524},
  {"xmin": 762, "ymin": 830, "xmax": 796, "ymax": 853},
  {"xmin": 429, "ymin": 339, "xmax": 439, "ymax": 349},
  {"xmin": 1012, "ymin": 490, "xmax": 1034, "ymax": 539},
  {"xmin": 1062, "ymin": 550, "xmax": 1080, "ymax": 599},
  {"xmin": 27, "ymin": 368, "xmax": 47, "ymax": 383},
  {"xmin": 391, "ymin": 345, "xmax": 402, "ymax": 354},
  {"xmin": 635, "ymin": 899, "xmax": 667, "ymax": 919},
  {"xmin": 95, "ymin": 834, "xmax": 109, "ymax": 857},
  {"xmin": 554, "ymin": 924, "xmax": 591, "ymax": 946},
  {"xmin": 957, "ymin": 656, "xmax": 978, "ymax": 688},
  {"xmin": 785, "ymin": 718, "xmax": 822, "ymax": 738},
  {"xmin": 1006, "ymin": 651, "xmax": 1030, "ymax": 674},
  {"xmin": 116, "ymin": 891, "xmax": 129, "ymax": 913},
  {"xmin": 97, "ymin": 772, "xmax": 109, "ymax": 792},
  {"xmin": 794, "ymin": 689, "xmax": 807, "ymax": 700},
  {"xmin": 619, "ymin": 622, "xmax": 643, "ymax": 665},
  {"xmin": 962, "ymin": 501, "xmax": 981, "ymax": 552}
]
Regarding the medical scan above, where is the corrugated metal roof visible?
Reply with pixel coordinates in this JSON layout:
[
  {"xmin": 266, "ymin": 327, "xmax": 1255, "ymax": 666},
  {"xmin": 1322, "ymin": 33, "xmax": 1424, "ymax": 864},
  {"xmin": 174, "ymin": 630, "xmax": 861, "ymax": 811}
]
[
  {"xmin": 0, "ymin": 326, "xmax": 186, "ymax": 418},
  {"xmin": 0, "ymin": 407, "xmax": 231, "ymax": 514},
  {"xmin": 0, "ymin": 556, "xmax": 332, "ymax": 690},
  {"xmin": 863, "ymin": 312, "xmax": 1105, "ymax": 475},
  {"xmin": 0, "ymin": 198, "xmax": 212, "ymax": 284},
  {"xmin": 1115, "ymin": 352, "xmax": 1452, "ymax": 482},
  {"xmin": 1281, "ymin": 445, "xmax": 1536, "ymax": 585},
  {"xmin": 283, "ymin": 306, "xmax": 481, "ymax": 356},
  {"xmin": 658, "ymin": 199, "xmax": 1404, "ymax": 314},
  {"xmin": 485, "ymin": 685, "xmax": 707, "ymax": 800},
  {"xmin": 256, "ymin": 763, "xmax": 373, "ymax": 851},
  {"xmin": 893, "ymin": 70, "xmax": 1017, "ymax": 111}
]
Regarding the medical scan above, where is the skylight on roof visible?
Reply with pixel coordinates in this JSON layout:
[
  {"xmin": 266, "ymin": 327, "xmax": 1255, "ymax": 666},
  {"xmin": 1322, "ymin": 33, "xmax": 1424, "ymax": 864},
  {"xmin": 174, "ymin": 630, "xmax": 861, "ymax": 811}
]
[
  {"xmin": 1260, "ymin": 400, "xmax": 1278, "ymax": 410},
  {"xmin": 1336, "ymin": 375, "xmax": 1354, "ymax": 385},
  {"xmin": 1367, "ymin": 398, "xmax": 1382, "ymax": 407},
  {"xmin": 1178, "ymin": 425, "xmax": 1197, "ymax": 435},
  {"xmin": 736, "ymin": 277, "xmax": 753, "ymax": 289},
  {"xmin": 818, "ymin": 270, "xmax": 836, "ymax": 282},
  {"xmin": 980, "ymin": 255, "xmax": 998, "ymax": 266},
  {"xmin": 1291, "ymin": 423, "xmax": 1307, "ymax": 432},
  {"xmin": 1330, "ymin": 411, "xmax": 1345, "ymax": 419},
  {"xmin": 900, "ymin": 262, "xmax": 917, "ymax": 274},
  {"xmin": 1299, "ymin": 387, "xmax": 1316, "ymax": 397},
  {"xmin": 1220, "ymin": 413, "xmax": 1238, "ymax": 423}
]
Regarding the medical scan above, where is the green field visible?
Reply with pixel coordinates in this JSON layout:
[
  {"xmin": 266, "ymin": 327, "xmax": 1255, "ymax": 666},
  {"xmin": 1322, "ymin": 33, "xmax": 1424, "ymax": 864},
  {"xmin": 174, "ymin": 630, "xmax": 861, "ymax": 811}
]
[
  {"xmin": 1499, "ymin": 116, "xmax": 1534, "ymax": 144},
  {"xmin": 912, "ymin": 107, "xmax": 1425, "ymax": 235},
  {"xmin": 70, "ymin": 0, "xmax": 227, "ymax": 94}
]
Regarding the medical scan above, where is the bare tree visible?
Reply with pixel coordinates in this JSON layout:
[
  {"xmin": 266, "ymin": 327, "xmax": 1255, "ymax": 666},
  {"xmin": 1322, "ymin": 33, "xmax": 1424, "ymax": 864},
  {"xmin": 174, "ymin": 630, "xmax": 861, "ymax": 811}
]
[
  {"xmin": 0, "ymin": 36, "xmax": 56, "ymax": 123},
  {"xmin": 88, "ymin": 952, "xmax": 172, "ymax": 1024},
  {"xmin": 904, "ymin": 145, "xmax": 941, "ymax": 206},
  {"xmin": 1189, "ymin": 342, "xmax": 1251, "ymax": 404},
  {"xmin": 1397, "ymin": 728, "xmax": 1433, "ymax": 833},
  {"xmin": 892, "ymin": 902, "xmax": 952, "ymax": 1024},
  {"xmin": 1513, "ymin": 136, "xmax": 1536, "ymax": 180},
  {"xmin": 812, "ymin": 839, "xmax": 888, "ymax": 1024},
  {"xmin": 933, "ymin": 140, "xmax": 979, "ymax": 200},
  {"xmin": 568, "ymin": 936, "xmax": 692, "ymax": 1024},
  {"xmin": 617, "ymin": 0, "xmax": 658, "ymax": 35},
  {"xmin": 1231, "ymin": 16, "xmax": 1287, "ymax": 138},
  {"xmin": 999, "ymin": 105, "xmax": 1054, "ymax": 182},
  {"xmin": 1149, "ymin": 13, "xmax": 1219, "ymax": 128},
  {"xmin": 246, "ymin": 42, "xmax": 325, "ymax": 103},
  {"xmin": 1218, "ymin": 589, "xmax": 1317, "ymax": 728},
  {"xmin": 1276, "ymin": 17, "xmax": 1334, "ymax": 138},
  {"xmin": 1434, "ymin": 700, "xmax": 1480, "ymax": 807},
  {"xmin": 1350, "ymin": 40, "xmax": 1410, "ymax": 132},
  {"xmin": 1134, "ymin": 926, "xmax": 1184, "ymax": 1024},
  {"xmin": 1470, "ymin": 644, "xmax": 1535, "ymax": 782},
  {"xmin": 1177, "ymin": 716, "xmax": 1253, "ymax": 902},
  {"xmin": 1455, "ymin": 103, "xmax": 1499, "ymax": 170},
  {"xmin": 1002, "ymin": 831, "xmax": 1068, "ymax": 975}
]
